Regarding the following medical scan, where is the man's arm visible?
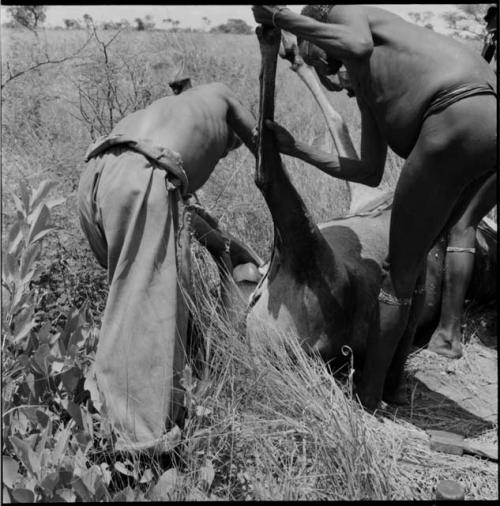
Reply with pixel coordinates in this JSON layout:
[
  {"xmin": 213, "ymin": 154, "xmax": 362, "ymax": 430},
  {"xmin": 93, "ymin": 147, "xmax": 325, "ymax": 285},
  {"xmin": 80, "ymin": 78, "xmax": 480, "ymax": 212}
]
[
  {"xmin": 223, "ymin": 88, "xmax": 258, "ymax": 156},
  {"xmin": 267, "ymin": 99, "xmax": 387, "ymax": 187},
  {"xmin": 253, "ymin": 5, "xmax": 374, "ymax": 60}
]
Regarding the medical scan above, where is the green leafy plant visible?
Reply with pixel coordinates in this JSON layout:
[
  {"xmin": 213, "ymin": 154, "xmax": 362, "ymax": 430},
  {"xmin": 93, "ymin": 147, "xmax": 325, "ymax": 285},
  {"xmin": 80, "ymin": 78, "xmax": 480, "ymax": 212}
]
[{"xmin": 2, "ymin": 180, "xmax": 113, "ymax": 502}]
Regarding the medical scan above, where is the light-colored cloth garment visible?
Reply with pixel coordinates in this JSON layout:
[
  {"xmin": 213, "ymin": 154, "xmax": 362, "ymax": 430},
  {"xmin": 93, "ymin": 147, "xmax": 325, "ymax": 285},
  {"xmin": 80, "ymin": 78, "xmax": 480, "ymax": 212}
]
[{"xmin": 77, "ymin": 135, "xmax": 191, "ymax": 453}]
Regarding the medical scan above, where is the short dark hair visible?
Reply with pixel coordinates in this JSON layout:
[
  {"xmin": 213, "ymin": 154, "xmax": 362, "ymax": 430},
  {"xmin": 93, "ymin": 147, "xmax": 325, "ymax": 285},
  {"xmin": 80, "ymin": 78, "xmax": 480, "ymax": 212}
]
[
  {"xmin": 301, "ymin": 5, "xmax": 334, "ymax": 23},
  {"xmin": 484, "ymin": 5, "xmax": 497, "ymax": 24}
]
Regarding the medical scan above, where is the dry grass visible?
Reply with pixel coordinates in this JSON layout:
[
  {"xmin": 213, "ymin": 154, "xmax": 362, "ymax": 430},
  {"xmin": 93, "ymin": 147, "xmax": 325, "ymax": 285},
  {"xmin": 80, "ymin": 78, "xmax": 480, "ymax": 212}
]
[
  {"xmin": 2, "ymin": 27, "xmax": 496, "ymax": 501},
  {"xmin": 172, "ymin": 258, "xmax": 498, "ymax": 500}
]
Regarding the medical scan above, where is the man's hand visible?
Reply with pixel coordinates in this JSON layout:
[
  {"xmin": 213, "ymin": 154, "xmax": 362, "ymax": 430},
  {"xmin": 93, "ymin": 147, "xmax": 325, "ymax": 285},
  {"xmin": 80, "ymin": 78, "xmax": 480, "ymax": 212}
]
[
  {"xmin": 252, "ymin": 5, "xmax": 288, "ymax": 26},
  {"xmin": 264, "ymin": 119, "xmax": 296, "ymax": 155}
]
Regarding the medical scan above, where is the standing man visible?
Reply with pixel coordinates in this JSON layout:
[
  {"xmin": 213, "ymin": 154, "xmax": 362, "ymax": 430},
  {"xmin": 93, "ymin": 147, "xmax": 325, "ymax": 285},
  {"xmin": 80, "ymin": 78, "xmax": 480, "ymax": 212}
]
[
  {"xmin": 78, "ymin": 82, "xmax": 257, "ymax": 453},
  {"xmin": 482, "ymin": 4, "xmax": 497, "ymax": 66},
  {"xmin": 428, "ymin": 7, "xmax": 498, "ymax": 358},
  {"xmin": 252, "ymin": 5, "xmax": 497, "ymax": 410}
]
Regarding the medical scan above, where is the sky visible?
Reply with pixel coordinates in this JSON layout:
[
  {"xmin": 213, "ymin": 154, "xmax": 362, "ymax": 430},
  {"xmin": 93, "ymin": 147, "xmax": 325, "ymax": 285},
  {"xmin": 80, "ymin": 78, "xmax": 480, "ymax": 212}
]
[{"xmin": 0, "ymin": 4, "xmax": 463, "ymax": 34}]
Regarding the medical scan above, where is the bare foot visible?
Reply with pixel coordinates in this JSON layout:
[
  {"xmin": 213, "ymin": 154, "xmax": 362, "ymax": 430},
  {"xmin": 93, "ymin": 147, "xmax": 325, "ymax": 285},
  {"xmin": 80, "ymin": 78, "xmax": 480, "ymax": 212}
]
[{"xmin": 427, "ymin": 331, "xmax": 463, "ymax": 359}]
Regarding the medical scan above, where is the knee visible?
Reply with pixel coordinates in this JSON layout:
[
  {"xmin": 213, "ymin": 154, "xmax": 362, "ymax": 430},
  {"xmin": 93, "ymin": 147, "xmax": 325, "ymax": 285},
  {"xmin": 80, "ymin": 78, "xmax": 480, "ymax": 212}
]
[
  {"xmin": 380, "ymin": 261, "xmax": 416, "ymax": 300},
  {"xmin": 448, "ymin": 223, "xmax": 476, "ymax": 245}
]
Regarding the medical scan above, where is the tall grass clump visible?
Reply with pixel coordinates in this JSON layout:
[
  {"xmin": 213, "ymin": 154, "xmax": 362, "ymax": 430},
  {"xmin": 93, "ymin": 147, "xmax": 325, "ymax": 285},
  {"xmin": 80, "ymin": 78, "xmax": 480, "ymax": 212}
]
[{"xmin": 166, "ymin": 253, "xmax": 497, "ymax": 501}]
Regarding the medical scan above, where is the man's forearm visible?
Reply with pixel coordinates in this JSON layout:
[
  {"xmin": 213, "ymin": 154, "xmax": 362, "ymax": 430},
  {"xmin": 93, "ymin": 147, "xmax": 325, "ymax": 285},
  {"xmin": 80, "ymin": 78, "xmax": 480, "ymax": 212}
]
[
  {"xmin": 274, "ymin": 8, "xmax": 372, "ymax": 59},
  {"xmin": 228, "ymin": 100, "xmax": 258, "ymax": 156},
  {"xmin": 291, "ymin": 141, "xmax": 379, "ymax": 186}
]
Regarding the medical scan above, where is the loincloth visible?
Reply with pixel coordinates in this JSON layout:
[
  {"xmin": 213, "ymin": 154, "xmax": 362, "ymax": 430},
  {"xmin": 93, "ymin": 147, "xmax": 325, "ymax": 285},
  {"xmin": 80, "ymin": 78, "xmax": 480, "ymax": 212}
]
[{"xmin": 423, "ymin": 82, "xmax": 497, "ymax": 122}]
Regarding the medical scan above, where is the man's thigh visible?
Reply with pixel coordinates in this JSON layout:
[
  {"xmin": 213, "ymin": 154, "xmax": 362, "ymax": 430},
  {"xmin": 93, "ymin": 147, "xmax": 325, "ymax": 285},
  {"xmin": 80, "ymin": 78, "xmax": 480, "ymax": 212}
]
[
  {"xmin": 387, "ymin": 104, "xmax": 496, "ymax": 294},
  {"xmin": 449, "ymin": 172, "xmax": 497, "ymax": 233}
]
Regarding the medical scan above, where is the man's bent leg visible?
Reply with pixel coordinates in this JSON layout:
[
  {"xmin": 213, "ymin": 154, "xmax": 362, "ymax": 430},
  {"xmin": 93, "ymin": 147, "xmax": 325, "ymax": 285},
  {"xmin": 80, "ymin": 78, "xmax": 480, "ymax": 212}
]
[
  {"xmin": 428, "ymin": 173, "xmax": 496, "ymax": 358},
  {"xmin": 356, "ymin": 263, "xmax": 413, "ymax": 411},
  {"xmin": 94, "ymin": 150, "xmax": 188, "ymax": 453},
  {"xmin": 383, "ymin": 266, "xmax": 427, "ymax": 404}
]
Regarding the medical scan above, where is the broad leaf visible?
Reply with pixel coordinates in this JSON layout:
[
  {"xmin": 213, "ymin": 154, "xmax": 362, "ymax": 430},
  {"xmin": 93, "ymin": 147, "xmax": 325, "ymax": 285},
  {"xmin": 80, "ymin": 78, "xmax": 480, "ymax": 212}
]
[
  {"xmin": 18, "ymin": 180, "xmax": 31, "ymax": 215},
  {"xmin": 11, "ymin": 487, "xmax": 35, "ymax": 503},
  {"xmin": 71, "ymin": 477, "xmax": 91, "ymax": 502},
  {"xmin": 51, "ymin": 425, "xmax": 72, "ymax": 467},
  {"xmin": 29, "ymin": 181, "xmax": 58, "ymax": 212},
  {"xmin": 46, "ymin": 197, "xmax": 66, "ymax": 209},
  {"xmin": 54, "ymin": 488, "xmax": 76, "ymax": 502},
  {"xmin": 6, "ymin": 220, "xmax": 24, "ymax": 256},
  {"xmin": 12, "ymin": 307, "xmax": 36, "ymax": 344},
  {"xmin": 84, "ymin": 370, "xmax": 102, "ymax": 412},
  {"xmin": 2, "ymin": 252, "xmax": 19, "ymax": 285},
  {"xmin": 58, "ymin": 306, "xmax": 85, "ymax": 357},
  {"xmin": 31, "ymin": 344, "xmax": 53, "ymax": 376},
  {"xmin": 40, "ymin": 472, "xmax": 60, "ymax": 494},
  {"xmin": 26, "ymin": 205, "xmax": 52, "ymax": 245},
  {"xmin": 61, "ymin": 400, "xmax": 83, "ymax": 430},
  {"xmin": 2, "ymin": 486, "xmax": 12, "ymax": 503},
  {"xmin": 9, "ymin": 436, "xmax": 41, "ymax": 479},
  {"xmin": 61, "ymin": 366, "xmax": 82, "ymax": 394},
  {"xmin": 10, "ymin": 191, "xmax": 27, "ymax": 219},
  {"xmin": 20, "ymin": 243, "xmax": 41, "ymax": 282},
  {"xmin": 2, "ymin": 456, "xmax": 21, "ymax": 488},
  {"xmin": 37, "ymin": 322, "xmax": 52, "ymax": 346},
  {"xmin": 150, "ymin": 468, "xmax": 178, "ymax": 500},
  {"xmin": 36, "ymin": 410, "xmax": 50, "ymax": 429}
]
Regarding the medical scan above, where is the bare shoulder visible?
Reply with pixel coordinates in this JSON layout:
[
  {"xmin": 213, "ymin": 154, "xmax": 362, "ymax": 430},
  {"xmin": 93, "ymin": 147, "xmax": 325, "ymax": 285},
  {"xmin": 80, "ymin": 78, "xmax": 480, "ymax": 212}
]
[
  {"xmin": 328, "ymin": 4, "xmax": 368, "ymax": 22},
  {"xmin": 203, "ymin": 81, "xmax": 234, "ymax": 98}
]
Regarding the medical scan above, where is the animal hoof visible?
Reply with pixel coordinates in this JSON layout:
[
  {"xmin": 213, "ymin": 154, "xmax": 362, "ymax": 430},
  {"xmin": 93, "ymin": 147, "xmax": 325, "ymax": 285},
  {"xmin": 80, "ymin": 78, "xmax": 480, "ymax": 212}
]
[
  {"xmin": 382, "ymin": 387, "xmax": 407, "ymax": 406},
  {"xmin": 353, "ymin": 387, "xmax": 380, "ymax": 413}
]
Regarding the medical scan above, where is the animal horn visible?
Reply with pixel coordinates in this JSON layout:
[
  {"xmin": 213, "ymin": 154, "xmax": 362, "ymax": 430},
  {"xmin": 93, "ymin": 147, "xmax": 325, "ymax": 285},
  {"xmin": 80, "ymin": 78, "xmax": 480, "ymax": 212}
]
[{"xmin": 255, "ymin": 24, "xmax": 281, "ymax": 189}]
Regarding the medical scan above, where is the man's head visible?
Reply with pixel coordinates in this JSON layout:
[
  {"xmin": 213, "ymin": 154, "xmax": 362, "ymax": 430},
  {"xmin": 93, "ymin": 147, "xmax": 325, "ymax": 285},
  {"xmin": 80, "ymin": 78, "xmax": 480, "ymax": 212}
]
[
  {"xmin": 298, "ymin": 5, "xmax": 344, "ymax": 91},
  {"xmin": 301, "ymin": 5, "xmax": 334, "ymax": 23},
  {"xmin": 169, "ymin": 77, "xmax": 192, "ymax": 95},
  {"xmin": 484, "ymin": 5, "xmax": 497, "ymax": 33}
]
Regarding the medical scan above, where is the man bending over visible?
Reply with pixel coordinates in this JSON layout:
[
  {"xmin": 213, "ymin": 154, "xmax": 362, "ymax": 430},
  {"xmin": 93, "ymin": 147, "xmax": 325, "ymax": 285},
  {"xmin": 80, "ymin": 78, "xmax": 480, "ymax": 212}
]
[{"xmin": 78, "ymin": 83, "xmax": 256, "ymax": 453}]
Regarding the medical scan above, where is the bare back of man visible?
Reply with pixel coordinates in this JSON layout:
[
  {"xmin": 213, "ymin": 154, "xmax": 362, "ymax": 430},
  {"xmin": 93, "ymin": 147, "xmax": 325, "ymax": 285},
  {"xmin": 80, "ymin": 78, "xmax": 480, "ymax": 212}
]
[
  {"xmin": 343, "ymin": 7, "xmax": 495, "ymax": 156},
  {"xmin": 111, "ymin": 82, "xmax": 254, "ymax": 192},
  {"xmin": 77, "ymin": 82, "xmax": 256, "ymax": 453}
]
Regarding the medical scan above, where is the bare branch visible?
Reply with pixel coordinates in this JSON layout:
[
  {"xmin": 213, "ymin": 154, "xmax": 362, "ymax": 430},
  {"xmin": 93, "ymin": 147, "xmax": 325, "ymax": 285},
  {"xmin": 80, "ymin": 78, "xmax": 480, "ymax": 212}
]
[{"xmin": 1, "ymin": 34, "xmax": 94, "ymax": 90}]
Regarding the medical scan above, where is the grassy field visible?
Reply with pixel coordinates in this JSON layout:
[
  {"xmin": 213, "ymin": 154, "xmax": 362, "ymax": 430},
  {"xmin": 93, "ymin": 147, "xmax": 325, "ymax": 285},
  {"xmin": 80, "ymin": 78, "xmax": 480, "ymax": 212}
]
[{"xmin": 1, "ymin": 27, "xmax": 497, "ymax": 501}]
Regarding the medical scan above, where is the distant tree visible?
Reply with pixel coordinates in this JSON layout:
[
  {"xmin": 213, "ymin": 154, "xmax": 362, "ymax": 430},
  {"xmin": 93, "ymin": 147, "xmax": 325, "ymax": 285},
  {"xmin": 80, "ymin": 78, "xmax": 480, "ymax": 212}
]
[
  {"xmin": 441, "ymin": 4, "xmax": 489, "ymax": 40},
  {"xmin": 210, "ymin": 18, "xmax": 252, "ymax": 35},
  {"xmin": 64, "ymin": 18, "xmax": 82, "ymax": 30},
  {"xmin": 144, "ymin": 14, "xmax": 155, "ymax": 30},
  {"xmin": 118, "ymin": 19, "xmax": 131, "ymax": 29},
  {"xmin": 163, "ymin": 17, "xmax": 180, "ymax": 31},
  {"xmin": 134, "ymin": 15, "xmax": 155, "ymax": 31},
  {"xmin": 408, "ymin": 11, "xmax": 434, "ymax": 31},
  {"xmin": 83, "ymin": 14, "xmax": 94, "ymax": 30},
  {"xmin": 102, "ymin": 21, "xmax": 119, "ymax": 30},
  {"xmin": 135, "ymin": 17, "xmax": 145, "ymax": 31},
  {"xmin": 7, "ymin": 5, "xmax": 47, "ymax": 33},
  {"xmin": 202, "ymin": 16, "xmax": 211, "ymax": 31}
]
